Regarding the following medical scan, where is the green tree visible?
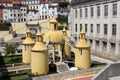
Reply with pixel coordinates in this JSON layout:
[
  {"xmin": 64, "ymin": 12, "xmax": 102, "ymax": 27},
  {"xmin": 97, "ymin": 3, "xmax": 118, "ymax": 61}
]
[
  {"xmin": 57, "ymin": 15, "xmax": 68, "ymax": 30},
  {"xmin": 0, "ymin": 22, "xmax": 11, "ymax": 31},
  {"xmin": 4, "ymin": 44, "xmax": 18, "ymax": 63},
  {"xmin": 57, "ymin": 15, "xmax": 68, "ymax": 24},
  {"xmin": 58, "ymin": 2, "xmax": 69, "ymax": 8}
]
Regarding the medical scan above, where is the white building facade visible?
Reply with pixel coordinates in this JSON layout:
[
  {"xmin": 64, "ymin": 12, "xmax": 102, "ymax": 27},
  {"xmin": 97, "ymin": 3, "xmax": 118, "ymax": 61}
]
[
  {"xmin": 0, "ymin": 0, "xmax": 58, "ymax": 22},
  {"xmin": 1, "ymin": 0, "xmax": 28, "ymax": 22},
  {"xmin": 69, "ymin": 0, "xmax": 120, "ymax": 60},
  {"xmin": 3, "ymin": 8, "xmax": 11, "ymax": 21}
]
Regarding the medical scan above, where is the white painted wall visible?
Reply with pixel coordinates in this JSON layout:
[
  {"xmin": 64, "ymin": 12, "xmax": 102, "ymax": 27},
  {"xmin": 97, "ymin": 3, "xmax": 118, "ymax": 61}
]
[{"xmin": 69, "ymin": 0, "xmax": 120, "ymax": 60}]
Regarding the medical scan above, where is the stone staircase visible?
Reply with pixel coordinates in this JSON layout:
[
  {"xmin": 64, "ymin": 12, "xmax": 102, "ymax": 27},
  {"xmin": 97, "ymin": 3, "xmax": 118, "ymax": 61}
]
[{"xmin": 55, "ymin": 62, "xmax": 69, "ymax": 73}]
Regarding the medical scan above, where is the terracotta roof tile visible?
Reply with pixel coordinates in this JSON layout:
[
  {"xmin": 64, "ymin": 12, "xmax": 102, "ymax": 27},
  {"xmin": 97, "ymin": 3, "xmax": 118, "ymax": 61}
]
[
  {"xmin": 12, "ymin": 0, "xmax": 20, "ymax": 4},
  {"xmin": 0, "ymin": 0, "xmax": 13, "ymax": 3},
  {"xmin": 58, "ymin": 8, "xmax": 70, "ymax": 12},
  {"xmin": 0, "ymin": 0, "xmax": 20, "ymax": 4},
  {"xmin": 40, "ymin": 1, "xmax": 49, "ymax": 4},
  {"xmin": 72, "ymin": 75, "xmax": 93, "ymax": 80},
  {"xmin": 21, "ymin": 4, "xmax": 28, "ymax": 7},
  {"xmin": 3, "ymin": 6, "xmax": 12, "ymax": 9}
]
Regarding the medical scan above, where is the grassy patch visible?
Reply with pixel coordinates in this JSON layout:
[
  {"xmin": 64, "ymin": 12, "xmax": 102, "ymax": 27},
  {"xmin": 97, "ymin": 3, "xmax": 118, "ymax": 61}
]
[
  {"xmin": 0, "ymin": 70, "xmax": 30, "ymax": 80},
  {"xmin": 10, "ymin": 74, "xmax": 29, "ymax": 80},
  {"xmin": 0, "ymin": 70, "xmax": 46, "ymax": 80},
  {"xmin": 0, "ymin": 55, "xmax": 22, "ymax": 65},
  {"xmin": 91, "ymin": 61, "xmax": 107, "ymax": 67},
  {"xmin": 0, "ymin": 22, "xmax": 11, "ymax": 31}
]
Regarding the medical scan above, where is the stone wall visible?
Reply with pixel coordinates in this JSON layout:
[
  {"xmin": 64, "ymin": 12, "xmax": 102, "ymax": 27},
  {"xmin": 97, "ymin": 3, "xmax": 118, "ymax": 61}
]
[{"xmin": 32, "ymin": 67, "xmax": 103, "ymax": 80}]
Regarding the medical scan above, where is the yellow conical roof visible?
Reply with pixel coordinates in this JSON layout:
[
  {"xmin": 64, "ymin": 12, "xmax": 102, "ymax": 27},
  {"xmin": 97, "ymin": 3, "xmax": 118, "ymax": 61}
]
[
  {"xmin": 44, "ymin": 18, "xmax": 64, "ymax": 43},
  {"xmin": 50, "ymin": 17, "xmax": 58, "ymax": 23},
  {"xmin": 32, "ymin": 31, "xmax": 47, "ymax": 52},
  {"xmin": 75, "ymin": 30, "xmax": 90, "ymax": 48},
  {"xmin": 23, "ymin": 29, "xmax": 34, "ymax": 45}
]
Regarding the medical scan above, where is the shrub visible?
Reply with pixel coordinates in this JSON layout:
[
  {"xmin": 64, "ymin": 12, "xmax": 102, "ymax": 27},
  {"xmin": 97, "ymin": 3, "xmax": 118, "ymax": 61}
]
[{"xmin": 0, "ymin": 22, "xmax": 11, "ymax": 31}]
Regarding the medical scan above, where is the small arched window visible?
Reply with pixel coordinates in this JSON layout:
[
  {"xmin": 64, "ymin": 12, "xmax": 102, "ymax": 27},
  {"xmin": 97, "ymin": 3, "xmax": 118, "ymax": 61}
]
[{"xmin": 79, "ymin": 49, "xmax": 82, "ymax": 56}]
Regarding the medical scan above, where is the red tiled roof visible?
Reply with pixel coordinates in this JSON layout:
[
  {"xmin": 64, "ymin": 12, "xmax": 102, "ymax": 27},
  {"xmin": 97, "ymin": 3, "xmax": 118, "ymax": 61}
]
[
  {"xmin": 3, "ymin": 6, "xmax": 12, "ymax": 9},
  {"xmin": 21, "ymin": 4, "xmax": 28, "ymax": 7},
  {"xmin": 49, "ymin": 5, "xmax": 56, "ymax": 8},
  {"xmin": 40, "ymin": 1, "xmax": 49, "ymax": 4},
  {"xmin": 0, "ymin": 0, "xmax": 20, "ymax": 4},
  {"xmin": 0, "ymin": 5, "xmax": 4, "ymax": 9},
  {"xmin": 27, "ymin": 9, "xmax": 39, "ymax": 13},
  {"xmin": 0, "ymin": 0, "xmax": 13, "ymax": 3},
  {"xmin": 58, "ymin": 8, "xmax": 70, "ymax": 12},
  {"xmin": 72, "ymin": 75, "xmax": 93, "ymax": 80},
  {"xmin": 12, "ymin": 0, "xmax": 20, "ymax": 4}
]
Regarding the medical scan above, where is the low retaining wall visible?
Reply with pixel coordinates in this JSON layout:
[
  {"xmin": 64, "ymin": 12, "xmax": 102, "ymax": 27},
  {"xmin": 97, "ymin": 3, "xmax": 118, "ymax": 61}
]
[{"xmin": 32, "ymin": 67, "xmax": 103, "ymax": 80}]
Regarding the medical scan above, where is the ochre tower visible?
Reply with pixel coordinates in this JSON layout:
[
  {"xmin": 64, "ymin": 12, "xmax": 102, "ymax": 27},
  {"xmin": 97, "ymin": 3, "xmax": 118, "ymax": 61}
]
[
  {"xmin": 62, "ymin": 27, "xmax": 71, "ymax": 58},
  {"xmin": 44, "ymin": 17, "xmax": 64, "ymax": 62},
  {"xmin": 44, "ymin": 18, "xmax": 63, "ymax": 43},
  {"xmin": 74, "ymin": 30, "xmax": 91, "ymax": 69},
  {"xmin": 22, "ymin": 29, "xmax": 34, "ymax": 64},
  {"xmin": 31, "ymin": 31, "xmax": 48, "ymax": 75}
]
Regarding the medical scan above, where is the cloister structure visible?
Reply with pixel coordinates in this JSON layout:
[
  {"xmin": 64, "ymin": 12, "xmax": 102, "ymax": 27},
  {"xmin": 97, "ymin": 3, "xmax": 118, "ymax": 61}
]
[{"xmin": 22, "ymin": 17, "xmax": 91, "ymax": 75}]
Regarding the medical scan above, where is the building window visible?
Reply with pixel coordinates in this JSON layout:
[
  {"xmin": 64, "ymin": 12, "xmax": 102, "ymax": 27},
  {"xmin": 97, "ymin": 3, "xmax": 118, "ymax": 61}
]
[
  {"xmin": 14, "ymin": 14, "xmax": 16, "ymax": 17},
  {"xmin": 18, "ymin": 19, "xmax": 20, "ymax": 22},
  {"xmin": 52, "ymin": 11, "xmax": 54, "ymax": 16},
  {"xmin": 80, "ymin": 24, "xmax": 82, "ymax": 31},
  {"xmin": 36, "ymin": 6, "xmax": 38, "ymax": 9},
  {"xmin": 21, "ymin": 19, "xmax": 23, "ymax": 21},
  {"xmin": 96, "ymin": 41, "xmax": 99, "ymax": 46},
  {"xmin": 103, "ymin": 42, "xmax": 107, "ymax": 47},
  {"xmin": 97, "ymin": 24, "xmax": 100, "ymax": 33},
  {"xmin": 90, "ymin": 39, "xmax": 93, "ymax": 44},
  {"xmin": 75, "ymin": 24, "xmax": 77, "ymax": 32},
  {"xmin": 10, "ymin": 9, "xmax": 12, "ymax": 12},
  {"xmin": 85, "ymin": 24, "xmax": 87, "ymax": 32},
  {"xmin": 91, "ymin": 7, "xmax": 94, "ymax": 17},
  {"xmin": 110, "ymin": 43, "xmax": 115, "ymax": 50},
  {"xmin": 85, "ymin": 8, "xmax": 88, "ymax": 17},
  {"xmin": 104, "ymin": 24, "xmax": 108, "ymax": 34},
  {"xmin": 91, "ymin": 24, "xmax": 93, "ymax": 33},
  {"xmin": 80, "ymin": 8, "xmax": 82, "ymax": 18},
  {"xmin": 104, "ymin": 5, "xmax": 108, "ymax": 16},
  {"xmin": 79, "ymin": 49, "xmax": 82, "ymax": 55},
  {"xmin": 75, "ymin": 9, "xmax": 77, "ymax": 18},
  {"xmin": 5, "ymin": 16, "xmax": 7, "ymax": 18},
  {"xmin": 75, "ymin": 37, "xmax": 77, "ymax": 42},
  {"xmin": 113, "ymin": 3, "xmax": 117, "ymax": 15},
  {"xmin": 97, "ymin": 6, "xmax": 100, "ymax": 16},
  {"xmin": 112, "ymin": 24, "xmax": 116, "ymax": 35},
  {"xmin": 18, "ymin": 14, "xmax": 20, "ymax": 16},
  {"xmin": 24, "ymin": 19, "xmax": 26, "ymax": 21}
]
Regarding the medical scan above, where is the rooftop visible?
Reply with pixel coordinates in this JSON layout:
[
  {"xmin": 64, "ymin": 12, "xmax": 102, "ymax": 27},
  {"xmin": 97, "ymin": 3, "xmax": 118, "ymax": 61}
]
[{"xmin": 92, "ymin": 61, "xmax": 120, "ymax": 80}]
